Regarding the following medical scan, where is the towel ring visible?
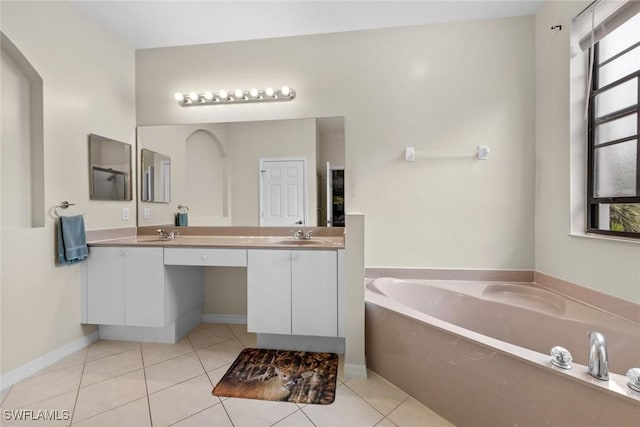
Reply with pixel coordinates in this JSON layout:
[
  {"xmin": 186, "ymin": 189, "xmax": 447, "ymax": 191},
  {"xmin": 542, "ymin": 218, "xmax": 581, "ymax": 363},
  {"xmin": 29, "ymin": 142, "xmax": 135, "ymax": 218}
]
[
  {"xmin": 54, "ymin": 201, "xmax": 84, "ymax": 218},
  {"xmin": 177, "ymin": 204, "xmax": 189, "ymax": 213}
]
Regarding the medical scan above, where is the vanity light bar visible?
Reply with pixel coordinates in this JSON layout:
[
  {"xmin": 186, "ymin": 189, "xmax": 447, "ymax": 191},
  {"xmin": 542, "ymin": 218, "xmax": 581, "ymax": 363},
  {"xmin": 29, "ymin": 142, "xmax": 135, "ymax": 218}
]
[{"xmin": 174, "ymin": 87, "xmax": 296, "ymax": 106}]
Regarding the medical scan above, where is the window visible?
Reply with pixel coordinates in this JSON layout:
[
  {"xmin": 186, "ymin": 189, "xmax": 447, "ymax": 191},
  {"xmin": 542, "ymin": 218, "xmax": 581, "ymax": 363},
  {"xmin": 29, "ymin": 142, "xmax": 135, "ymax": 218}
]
[{"xmin": 587, "ymin": 12, "xmax": 640, "ymax": 237}]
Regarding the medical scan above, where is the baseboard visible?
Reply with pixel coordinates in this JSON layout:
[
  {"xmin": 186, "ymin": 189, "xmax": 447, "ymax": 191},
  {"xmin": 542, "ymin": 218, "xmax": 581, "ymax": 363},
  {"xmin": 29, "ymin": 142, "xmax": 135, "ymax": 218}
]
[
  {"xmin": 202, "ymin": 313, "xmax": 247, "ymax": 324},
  {"xmin": 344, "ymin": 362, "xmax": 368, "ymax": 379},
  {"xmin": 0, "ymin": 331, "xmax": 99, "ymax": 392}
]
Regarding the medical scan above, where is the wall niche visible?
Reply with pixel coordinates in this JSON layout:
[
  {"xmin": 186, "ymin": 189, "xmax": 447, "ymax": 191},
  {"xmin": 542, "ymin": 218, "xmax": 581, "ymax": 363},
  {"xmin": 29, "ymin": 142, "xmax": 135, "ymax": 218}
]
[{"xmin": 1, "ymin": 32, "xmax": 44, "ymax": 228}]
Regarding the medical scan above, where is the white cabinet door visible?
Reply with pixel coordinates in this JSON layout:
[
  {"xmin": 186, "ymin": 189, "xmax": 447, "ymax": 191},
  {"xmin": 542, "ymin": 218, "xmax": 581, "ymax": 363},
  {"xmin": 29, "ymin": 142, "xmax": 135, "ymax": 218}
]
[
  {"xmin": 86, "ymin": 247, "xmax": 125, "ymax": 325},
  {"xmin": 124, "ymin": 247, "xmax": 165, "ymax": 327},
  {"xmin": 291, "ymin": 250, "xmax": 338, "ymax": 337},
  {"xmin": 247, "ymin": 249, "xmax": 291, "ymax": 334}
]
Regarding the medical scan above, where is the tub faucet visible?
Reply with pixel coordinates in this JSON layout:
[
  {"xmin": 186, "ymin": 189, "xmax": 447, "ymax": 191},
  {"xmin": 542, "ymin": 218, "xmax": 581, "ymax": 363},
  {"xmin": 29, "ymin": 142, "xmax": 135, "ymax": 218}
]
[{"xmin": 588, "ymin": 331, "xmax": 609, "ymax": 381}]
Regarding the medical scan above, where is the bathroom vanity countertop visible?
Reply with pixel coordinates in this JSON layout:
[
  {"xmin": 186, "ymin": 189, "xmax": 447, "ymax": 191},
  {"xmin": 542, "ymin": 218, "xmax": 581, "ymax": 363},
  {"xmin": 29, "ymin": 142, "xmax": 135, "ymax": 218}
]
[{"xmin": 88, "ymin": 235, "xmax": 345, "ymax": 249}]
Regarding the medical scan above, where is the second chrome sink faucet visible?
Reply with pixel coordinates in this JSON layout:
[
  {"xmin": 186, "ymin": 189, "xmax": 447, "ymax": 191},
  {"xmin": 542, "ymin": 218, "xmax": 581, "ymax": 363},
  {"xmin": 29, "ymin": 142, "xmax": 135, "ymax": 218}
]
[{"xmin": 293, "ymin": 229, "xmax": 312, "ymax": 240}]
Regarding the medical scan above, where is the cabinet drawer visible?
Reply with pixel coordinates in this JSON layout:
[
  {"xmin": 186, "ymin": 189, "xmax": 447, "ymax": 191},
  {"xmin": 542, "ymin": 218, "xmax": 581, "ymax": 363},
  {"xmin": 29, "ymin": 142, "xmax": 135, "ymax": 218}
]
[{"xmin": 164, "ymin": 248, "xmax": 247, "ymax": 267}]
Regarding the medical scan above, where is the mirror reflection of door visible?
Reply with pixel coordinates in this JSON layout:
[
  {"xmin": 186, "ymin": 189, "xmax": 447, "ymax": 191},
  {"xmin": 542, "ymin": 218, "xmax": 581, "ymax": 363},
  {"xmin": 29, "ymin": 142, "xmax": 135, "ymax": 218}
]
[
  {"xmin": 326, "ymin": 162, "xmax": 345, "ymax": 227},
  {"xmin": 260, "ymin": 158, "xmax": 306, "ymax": 226}
]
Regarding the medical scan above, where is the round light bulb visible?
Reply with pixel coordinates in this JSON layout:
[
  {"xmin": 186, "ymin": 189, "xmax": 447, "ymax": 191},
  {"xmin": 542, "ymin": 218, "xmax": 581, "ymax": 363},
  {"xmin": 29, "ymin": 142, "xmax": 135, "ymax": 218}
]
[
  {"xmin": 219, "ymin": 90, "xmax": 228, "ymax": 99},
  {"xmin": 204, "ymin": 91, "xmax": 214, "ymax": 100},
  {"xmin": 234, "ymin": 89, "xmax": 243, "ymax": 98},
  {"xmin": 249, "ymin": 88, "xmax": 259, "ymax": 97},
  {"xmin": 174, "ymin": 92, "xmax": 184, "ymax": 101},
  {"xmin": 265, "ymin": 87, "xmax": 274, "ymax": 97},
  {"xmin": 281, "ymin": 86, "xmax": 290, "ymax": 96},
  {"xmin": 188, "ymin": 92, "xmax": 199, "ymax": 102}
]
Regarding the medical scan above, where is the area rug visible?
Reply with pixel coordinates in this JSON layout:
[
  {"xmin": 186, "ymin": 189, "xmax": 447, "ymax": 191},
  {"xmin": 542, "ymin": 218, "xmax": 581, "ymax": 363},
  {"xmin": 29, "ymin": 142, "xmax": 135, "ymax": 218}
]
[{"xmin": 212, "ymin": 348, "xmax": 338, "ymax": 404}]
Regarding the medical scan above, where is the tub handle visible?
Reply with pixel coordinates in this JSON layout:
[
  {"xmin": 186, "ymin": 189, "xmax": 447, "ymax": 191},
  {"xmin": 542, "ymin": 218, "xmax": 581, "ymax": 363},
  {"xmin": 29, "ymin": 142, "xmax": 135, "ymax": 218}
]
[
  {"xmin": 550, "ymin": 346, "xmax": 572, "ymax": 370},
  {"xmin": 627, "ymin": 368, "xmax": 640, "ymax": 392}
]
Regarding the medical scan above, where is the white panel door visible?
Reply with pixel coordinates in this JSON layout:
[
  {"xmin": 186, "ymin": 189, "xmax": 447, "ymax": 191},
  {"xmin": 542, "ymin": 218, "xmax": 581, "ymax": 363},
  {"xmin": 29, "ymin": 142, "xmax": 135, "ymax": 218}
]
[
  {"xmin": 86, "ymin": 247, "xmax": 125, "ymax": 325},
  {"xmin": 260, "ymin": 159, "xmax": 305, "ymax": 226},
  {"xmin": 124, "ymin": 247, "xmax": 165, "ymax": 327},
  {"xmin": 247, "ymin": 249, "xmax": 292, "ymax": 334},
  {"xmin": 291, "ymin": 250, "xmax": 338, "ymax": 337}
]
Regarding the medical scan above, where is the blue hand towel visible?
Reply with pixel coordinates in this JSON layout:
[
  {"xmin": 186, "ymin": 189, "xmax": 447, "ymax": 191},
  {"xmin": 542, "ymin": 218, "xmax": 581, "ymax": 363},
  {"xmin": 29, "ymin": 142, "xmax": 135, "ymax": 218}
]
[
  {"xmin": 175, "ymin": 212, "xmax": 188, "ymax": 226},
  {"xmin": 57, "ymin": 215, "xmax": 88, "ymax": 265}
]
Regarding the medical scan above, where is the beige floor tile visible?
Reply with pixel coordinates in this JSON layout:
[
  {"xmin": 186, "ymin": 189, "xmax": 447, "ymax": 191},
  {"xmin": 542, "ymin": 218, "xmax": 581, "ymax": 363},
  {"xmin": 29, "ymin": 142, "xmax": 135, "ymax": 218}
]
[
  {"xmin": 81, "ymin": 349, "xmax": 142, "ymax": 388},
  {"xmin": 1, "ymin": 390, "xmax": 76, "ymax": 427},
  {"xmin": 148, "ymin": 374, "xmax": 218, "ymax": 427},
  {"xmin": 271, "ymin": 409, "xmax": 315, "ymax": 426},
  {"xmin": 72, "ymin": 397, "xmax": 150, "ymax": 427},
  {"xmin": 190, "ymin": 322, "xmax": 217, "ymax": 332},
  {"xmin": 85, "ymin": 340, "xmax": 139, "ymax": 362},
  {"xmin": 73, "ymin": 369, "xmax": 147, "ymax": 422},
  {"xmin": 207, "ymin": 364, "xmax": 232, "ymax": 387},
  {"xmin": 302, "ymin": 384, "xmax": 384, "ymax": 427},
  {"xmin": 187, "ymin": 324, "xmax": 234, "ymax": 349},
  {"xmin": 236, "ymin": 333, "xmax": 257, "ymax": 348},
  {"xmin": 3, "ymin": 364, "xmax": 83, "ymax": 409},
  {"xmin": 226, "ymin": 323, "xmax": 248, "ymax": 337},
  {"xmin": 221, "ymin": 397, "xmax": 298, "ymax": 427},
  {"xmin": 171, "ymin": 402, "xmax": 232, "ymax": 427},
  {"xmin": 345, "ymin": 370, "xmax": 408, "ymax": 415},
  {"xmin": 141, "ymin": 338, "xmax": 193, "ymax": 367},
  {"xmin": 145, "ymin": 352, "xmax": 205, "ymax": 394},
  {"xmin": 195, "ymin": 338, "xmax": 244, "ymax": 371},
  {"xmin": 387, "ymin": 397, "xmax": 454, "ymax": 427},
  {"xmin": 375, "ymin": 418, "xmax": 399, "ymax": 427},
  {"xmin": 1, "ymin": 386, "xmax": 12, "ymax": 405},
  {"xmin": 39, "ymin": 348, "xmax": 88, "ymax": 376}
]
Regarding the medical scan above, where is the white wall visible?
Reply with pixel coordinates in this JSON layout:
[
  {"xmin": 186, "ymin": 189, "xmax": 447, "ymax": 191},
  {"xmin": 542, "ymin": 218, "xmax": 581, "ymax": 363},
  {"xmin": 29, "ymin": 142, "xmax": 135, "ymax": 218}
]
[
  {"xmin": 136, "ymin": 16, "xmax": 535, "ymax": 270},
  {"xmin": 535, "ymin": 1, "xmax": 640, "ymax": 304},
  {"xmin": 0, "ymin": 1, "xmax": 136, "ymax": 375}
]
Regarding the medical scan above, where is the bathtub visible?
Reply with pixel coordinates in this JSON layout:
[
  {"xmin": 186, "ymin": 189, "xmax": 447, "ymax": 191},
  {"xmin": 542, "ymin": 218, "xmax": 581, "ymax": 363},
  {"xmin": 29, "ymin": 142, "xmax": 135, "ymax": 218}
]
[{"xmin": 365, "ymin": 278, "xmax": 640, "ymax": 426}]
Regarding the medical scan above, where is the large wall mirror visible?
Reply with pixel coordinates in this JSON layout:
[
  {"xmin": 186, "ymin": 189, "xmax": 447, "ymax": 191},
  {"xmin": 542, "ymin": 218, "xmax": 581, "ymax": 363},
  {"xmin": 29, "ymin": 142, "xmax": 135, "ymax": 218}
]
[
  {"xmin": 136, "ymin": 117, "xmax": 344, "ymax": 227},
  {"xmin": 89, "ymin": 133, "xmax": 132, "ymax": 201}
]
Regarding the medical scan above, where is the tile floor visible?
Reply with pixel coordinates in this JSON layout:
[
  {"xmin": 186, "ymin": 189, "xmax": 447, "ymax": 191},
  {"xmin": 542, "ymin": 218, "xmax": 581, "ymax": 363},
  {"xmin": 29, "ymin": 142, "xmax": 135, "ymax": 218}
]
[{"xmin": 0, "ymin": 323, "xmax": 454, "ymax": 426}]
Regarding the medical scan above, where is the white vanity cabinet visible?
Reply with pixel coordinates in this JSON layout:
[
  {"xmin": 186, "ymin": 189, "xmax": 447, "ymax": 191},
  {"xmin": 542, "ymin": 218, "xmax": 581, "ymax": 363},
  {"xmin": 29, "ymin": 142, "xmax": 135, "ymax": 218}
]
[
  {"xmin": 85, "ymin": 246, "xmax": 164, "ymax": 327},
  {"xmin": 247, "ymin": 249, "xmax": 338, "ymax": 337}
]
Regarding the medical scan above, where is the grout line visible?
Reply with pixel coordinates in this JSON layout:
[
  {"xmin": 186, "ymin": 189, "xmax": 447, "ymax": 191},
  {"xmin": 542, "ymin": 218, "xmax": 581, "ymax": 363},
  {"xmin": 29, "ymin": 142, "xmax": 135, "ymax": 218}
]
[
  {"xmin": 298, "ymin": 407, "xmax": 318, "ymax": 426},
  {"xmin": 71, "ymin": 396, "xmax": 149, "ymax": 425},
  {"xmin": 142, "ymin": 347, "xmax": 195, "ymax": 369},
  {"xmin": 85, "ymin": 343, "xmax": 140, "ymax": 364},
  {"xmin": 0, "ymin": 385, "xmax": 12, "ymax": 406},
  {"xmin": 165, "ymin": 402, "xmax": 222, "ymax": 426},
  {"xmin": 68, "ymin": 342, "xmax": 90, "ymax": 426},
  {"xmin": 268, "ymin": 408, "xmax": 305, "ymax": 426},
  {"xmin": 218, "ymin": 399, "xmax": 236, "ymax": 427},
  {"xmin": 339, "ymin": 382, "xmax": 389, "ymax": 420},
  {"xmin": 140, "ymin": 343, "xmax": 154, "ymax": 427}
]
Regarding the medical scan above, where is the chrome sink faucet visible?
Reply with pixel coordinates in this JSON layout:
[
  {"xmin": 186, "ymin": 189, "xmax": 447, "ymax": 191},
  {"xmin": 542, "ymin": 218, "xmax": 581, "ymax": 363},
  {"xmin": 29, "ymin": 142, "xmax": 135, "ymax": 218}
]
[
  {"xmin": 588, "ymin": 331, "xmax": 609, "ymax": 381},
  {"xmin": 156, "ymin": 229, "xmax": 177, "ymax": 240},
  {"xmin": 293, "ymin": 229, "xmax": 313, "ymax": 240}
]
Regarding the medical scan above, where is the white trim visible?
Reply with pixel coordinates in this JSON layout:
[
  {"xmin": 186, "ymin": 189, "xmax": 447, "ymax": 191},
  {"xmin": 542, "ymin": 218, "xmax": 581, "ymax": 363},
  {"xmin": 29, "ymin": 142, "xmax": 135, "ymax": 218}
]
[
  {"xmin": 0, "ymin": 331, "xmax": 99, "ymax": 392},
  {"xmin": 344, "ymin": 363, "xmax": 368, "ymax": 379},
  {"xmin": 202, "ymin": 313, "xmax": 247, "ymax": 324}
]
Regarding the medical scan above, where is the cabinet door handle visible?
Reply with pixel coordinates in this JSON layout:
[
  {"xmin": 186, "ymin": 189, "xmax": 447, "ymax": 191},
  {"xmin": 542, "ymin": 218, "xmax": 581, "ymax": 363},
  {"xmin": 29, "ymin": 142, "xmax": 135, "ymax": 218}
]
[
  {"xmin": 291, "ymin": 252, "xmax": 299, "ymax": 261},
  {"xmin": 115, "ymin": 250, "xmax": 122, "ymax": 256},
  {"xmin": 124, "ymin": 251, "xmax": 129, "ymax": 257},
  {"xmin": 201, "ymin": 255, "xmax": 207, "ymax": 260}
]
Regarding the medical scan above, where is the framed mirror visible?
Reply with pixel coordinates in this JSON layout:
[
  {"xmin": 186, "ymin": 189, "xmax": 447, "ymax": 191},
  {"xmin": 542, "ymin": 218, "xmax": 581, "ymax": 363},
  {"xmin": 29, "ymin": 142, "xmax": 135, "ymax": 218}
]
[
  {"xmin": 136, "ymin": 117, "xmax": 344, "ymax": 227},
  {"xmin": 88, "ymin": 134, "xmax": 132, "ymax": 201},
  {"xmin": 141, "ymin": 149, "xmax": 171, "ymax": 203}
]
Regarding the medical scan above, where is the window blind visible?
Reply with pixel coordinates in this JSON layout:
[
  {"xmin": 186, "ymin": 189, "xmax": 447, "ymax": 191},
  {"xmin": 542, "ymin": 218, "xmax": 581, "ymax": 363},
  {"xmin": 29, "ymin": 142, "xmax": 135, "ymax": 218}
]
[{"xmin": 573, "ymin": 0, "xmax": 640, "ymax": 51}]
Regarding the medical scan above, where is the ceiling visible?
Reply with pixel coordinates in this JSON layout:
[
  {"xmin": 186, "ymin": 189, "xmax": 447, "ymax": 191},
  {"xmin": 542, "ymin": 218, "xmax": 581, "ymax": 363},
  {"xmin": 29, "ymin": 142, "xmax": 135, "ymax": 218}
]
[{"xmin": 71, "ymin": 1, "xmax": 543, "ymax": 50}]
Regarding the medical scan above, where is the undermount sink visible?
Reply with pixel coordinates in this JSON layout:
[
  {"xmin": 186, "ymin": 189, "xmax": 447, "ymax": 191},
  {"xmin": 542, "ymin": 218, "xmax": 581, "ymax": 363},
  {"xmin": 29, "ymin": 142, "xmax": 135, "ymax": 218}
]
[{"xmin": 269, "ymin": 238, "xmax": 323, "ymax": 245}]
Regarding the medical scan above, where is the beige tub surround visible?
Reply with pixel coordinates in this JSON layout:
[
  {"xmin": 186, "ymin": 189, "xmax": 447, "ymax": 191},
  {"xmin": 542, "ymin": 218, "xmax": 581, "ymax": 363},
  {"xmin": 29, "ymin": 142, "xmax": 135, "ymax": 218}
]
[
  {"xmin": 366, "ymin": 267, "xmax": 534, "ymax": 283},
  {"xmin": 365, "ymin": 278, "xmax": 640, "ymax": 426}
]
